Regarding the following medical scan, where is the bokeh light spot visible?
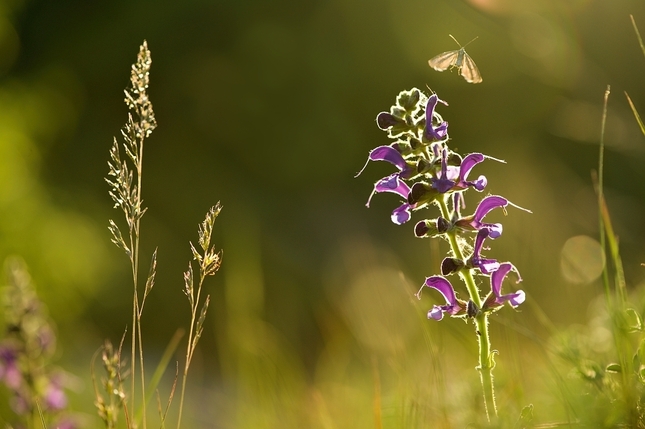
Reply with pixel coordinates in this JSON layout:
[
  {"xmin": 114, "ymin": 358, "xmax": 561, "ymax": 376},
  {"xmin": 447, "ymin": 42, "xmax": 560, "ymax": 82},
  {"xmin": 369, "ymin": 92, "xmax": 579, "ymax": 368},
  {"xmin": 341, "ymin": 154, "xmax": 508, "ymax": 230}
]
[{"xmin": 560, "ymin": 235, "xmax": 605, "ymax": 284}]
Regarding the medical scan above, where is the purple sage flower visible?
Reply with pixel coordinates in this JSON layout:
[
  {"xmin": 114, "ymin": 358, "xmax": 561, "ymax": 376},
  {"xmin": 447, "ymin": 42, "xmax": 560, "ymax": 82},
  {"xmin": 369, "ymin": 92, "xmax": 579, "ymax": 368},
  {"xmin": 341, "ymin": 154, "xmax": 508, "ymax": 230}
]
[
  {"xmin": 431, "ymin": 150, "xmax": 489, "ymax": 194},
  {"xmin": 355, "ymin": 145, "xmax": 418, "ymax": 225},
  {"xmin": 454, "ymin": 195, "xmax": 507, "ymax": 238},
  {"xmin": 467, "ymin": 228, "xmax": 500, "ymax": 274},
  {"xmin": 455, "ymin": 195, "xmax": 531, "ymax": 238},
  {"xmin": 417, "ymin": 276, "xmax": 465, "ymax": 320},
  {"xmin": 423, "ymin": 94, "xmax": 449, "ymax": 142},
  {"xmin": 489, "ymin": 262, "xmax": 525, "ymax": 308}
]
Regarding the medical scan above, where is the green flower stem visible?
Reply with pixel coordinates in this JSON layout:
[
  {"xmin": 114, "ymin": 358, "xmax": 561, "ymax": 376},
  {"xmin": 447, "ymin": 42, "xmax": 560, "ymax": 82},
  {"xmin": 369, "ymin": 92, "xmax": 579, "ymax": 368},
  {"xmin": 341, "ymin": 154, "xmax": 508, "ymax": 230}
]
[{"xmin": 438, "ymin": 196, "xmax": 497, "ymax": 421}]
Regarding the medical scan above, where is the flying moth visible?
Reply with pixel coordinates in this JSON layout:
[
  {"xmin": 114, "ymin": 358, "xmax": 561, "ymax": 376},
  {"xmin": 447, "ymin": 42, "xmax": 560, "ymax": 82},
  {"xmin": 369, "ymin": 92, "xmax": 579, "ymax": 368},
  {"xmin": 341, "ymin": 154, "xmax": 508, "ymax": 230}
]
[{"xmin": 428, "ymin": 35, "xmax": 482, "ymax": 84}]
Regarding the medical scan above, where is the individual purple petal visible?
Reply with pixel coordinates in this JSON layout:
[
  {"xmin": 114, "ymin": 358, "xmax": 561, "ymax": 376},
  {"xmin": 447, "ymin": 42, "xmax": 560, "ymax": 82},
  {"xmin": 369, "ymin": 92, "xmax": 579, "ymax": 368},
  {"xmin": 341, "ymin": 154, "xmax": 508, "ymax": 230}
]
[
  {"xmin": 370, "ymin": 146, "xmax": 408, "ymax": 169},
  {"xmin": 458, "ymin": 153, "xmax": 485, "ymax": 182},
  {"xmin": 428, "ymin": 305, "xmax": 445, "ymax": 320},
  {"xmin": 468, "ymin": 175, "xmax": 487, "ymax": 191},
  {"xmin": 391, "ymin": 203, "xmax": 413, "ymax": 225},
  {"xmin": 491, "ymin": 262, "xmax": 525, "ymax": 308},
  {"xmin": 475, "ymin": 259, "xmax": 500, "ymax": 275},
  {"xmin": 355, "ymin": 145, "xmax": 411, "ymax": 178},
  {"xmin": 474, "ymin": 196, "xmax": 508, "ymax": 220}
]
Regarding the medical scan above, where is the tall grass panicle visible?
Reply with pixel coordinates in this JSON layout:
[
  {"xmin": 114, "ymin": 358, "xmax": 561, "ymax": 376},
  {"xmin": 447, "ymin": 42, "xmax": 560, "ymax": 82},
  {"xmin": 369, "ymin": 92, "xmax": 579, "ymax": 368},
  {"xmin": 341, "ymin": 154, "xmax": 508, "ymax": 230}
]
[
  {"xmin": 177, "ymin": 204, "xmax": 223, "ymax": 429},
  {"xmin": 0, "ymin": 257, "xmax": 76, "ymax": 429},
  {"xmin": 102, "ymin": 41, "xmax": 223, "ymax": 429},
  {"xmin": 105, "ymin": 40, "xmax": 158, "ymax": 428},
  {"xmin": 356, "ymin": 89, "xmax": 531, "ymax": 424}
]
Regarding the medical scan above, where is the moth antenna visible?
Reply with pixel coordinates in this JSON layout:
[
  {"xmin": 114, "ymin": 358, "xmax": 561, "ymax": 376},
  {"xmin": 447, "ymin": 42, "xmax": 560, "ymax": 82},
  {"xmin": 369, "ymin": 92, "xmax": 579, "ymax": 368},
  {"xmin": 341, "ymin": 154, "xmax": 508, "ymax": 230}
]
[
  {"xmin": 448, "ymin": 34, "xmax": 461, "ymax": 47},
  {"xmin": 463, "ymin": 36, "xmax": 479, "ymax": 47},
  {"xmin": 447, "ymin": 34, "xmax": 479, "ymax": 48}
]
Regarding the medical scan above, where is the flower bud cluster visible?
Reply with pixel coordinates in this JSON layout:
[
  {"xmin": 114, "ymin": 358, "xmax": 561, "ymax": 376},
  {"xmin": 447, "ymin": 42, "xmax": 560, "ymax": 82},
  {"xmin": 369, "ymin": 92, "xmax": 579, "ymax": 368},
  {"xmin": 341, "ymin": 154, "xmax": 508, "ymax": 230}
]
[{"xmin": 357, "ymin": 89, "xmax": 529, "ymax": 320}]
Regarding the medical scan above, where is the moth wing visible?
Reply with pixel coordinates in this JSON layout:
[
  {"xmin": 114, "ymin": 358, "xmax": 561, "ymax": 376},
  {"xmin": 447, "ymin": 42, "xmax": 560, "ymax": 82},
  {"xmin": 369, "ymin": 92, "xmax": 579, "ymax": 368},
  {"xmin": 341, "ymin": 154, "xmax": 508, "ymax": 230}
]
[
  {"xmin": 459, "ymin": 52, "xmax": 482, "ymax": 84},
  {"xmin": 428, "ymin": 50, "xmax": 458, "ymax": 72}
]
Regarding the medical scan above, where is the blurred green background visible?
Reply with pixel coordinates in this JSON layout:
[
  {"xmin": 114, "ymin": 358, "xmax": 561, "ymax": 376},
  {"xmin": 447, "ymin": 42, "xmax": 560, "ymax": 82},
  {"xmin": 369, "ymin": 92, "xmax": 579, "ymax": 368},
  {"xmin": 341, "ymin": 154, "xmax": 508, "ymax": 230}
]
[{"xmin": 3, "ymin": 0, "xmax": 645, "ymax": 426}]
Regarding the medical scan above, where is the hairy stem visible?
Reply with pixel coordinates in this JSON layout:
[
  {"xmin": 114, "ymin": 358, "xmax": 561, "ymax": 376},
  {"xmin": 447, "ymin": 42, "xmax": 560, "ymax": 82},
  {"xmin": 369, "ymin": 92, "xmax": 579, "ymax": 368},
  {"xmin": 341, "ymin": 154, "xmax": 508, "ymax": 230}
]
[{"xmin": 438, "ymin": 196, "xmax": 497, "ymax": 421}]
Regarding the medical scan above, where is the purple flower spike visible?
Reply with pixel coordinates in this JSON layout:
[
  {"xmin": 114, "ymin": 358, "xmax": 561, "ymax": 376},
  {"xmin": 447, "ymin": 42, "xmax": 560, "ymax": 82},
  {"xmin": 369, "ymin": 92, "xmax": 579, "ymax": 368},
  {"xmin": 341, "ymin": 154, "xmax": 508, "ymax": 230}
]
[
  {"xmin": 418, "ymin": 276, "xmax": 464, "ymax": 320},
  {"xmin": 468, "ymin": 228, "xmax": 500, "ymax": 274},
  {"xmin": 423, "ymin": 95, "xmax": 449, "ymax": 142},
  {"xmin": 491, "ymin": 262, "xmax": 525, "ymax": 308}
]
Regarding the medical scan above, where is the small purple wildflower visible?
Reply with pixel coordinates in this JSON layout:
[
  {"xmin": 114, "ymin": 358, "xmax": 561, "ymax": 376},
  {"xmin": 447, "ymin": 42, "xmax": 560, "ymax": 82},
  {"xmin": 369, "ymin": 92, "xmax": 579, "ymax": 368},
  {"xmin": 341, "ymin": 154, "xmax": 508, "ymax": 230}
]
[
  {"xmin": 423, "ymin": 94, "xmax": 449, "ymax": 142},
  {"xmin": 466, "ymin": 228, "xmax": 500, "ymax": 274},
  {"xmin": 417, "ymin": 276, "xmax": 466, "ymax": 320},
  {"xmin": 455, "ymin": 195, "xmax": 508, "ymax": 238},
  {"xmin": 456, "ymin": 195, "xmax": 531, "ymax": 238},
  {"xmin": 489, "ymin": 262, "xmax": 525, "ymax": 308},
  {"xmin": 44, "ymin": 375, "xmax": 68, "ymax": 411},
  {"xmin": 431, "ymin": 150, "xmax": 489, "ymax": 193},
  {"xmin": 0, "ymin": 345, "xmax": 22, "ymax": 389},
  {"xmin": 355, "ymin": 145, "xmax": 418, "ymax": 225}
]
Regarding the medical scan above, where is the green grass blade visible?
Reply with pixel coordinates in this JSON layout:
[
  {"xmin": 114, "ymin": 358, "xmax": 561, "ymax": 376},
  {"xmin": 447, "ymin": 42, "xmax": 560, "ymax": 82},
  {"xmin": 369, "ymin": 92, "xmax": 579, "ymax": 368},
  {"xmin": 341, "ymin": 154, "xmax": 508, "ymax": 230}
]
[
  {"xmin": 630, "ymin": 15, "xmax": 645, "ymax": 58},
  {"xmin": 625, "ymin": 92, "xmax": 645, "ymax": 137},
  {"xmin": 135, "ymin": 329, "xmax": 184, "ymax": 424},
  {"xmin": 597, "ymin": 86, "xmax": 611, "ymax": 303}
]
